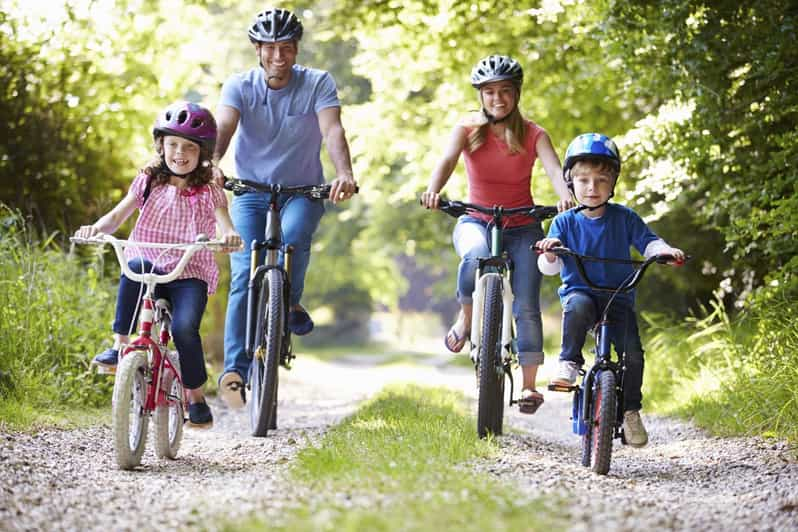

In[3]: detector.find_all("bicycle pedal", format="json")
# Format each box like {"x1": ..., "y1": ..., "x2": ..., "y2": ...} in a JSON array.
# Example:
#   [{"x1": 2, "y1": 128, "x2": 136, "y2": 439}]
[{"x1": 547, "y1": 383, "x2": 577, "y2": 393}]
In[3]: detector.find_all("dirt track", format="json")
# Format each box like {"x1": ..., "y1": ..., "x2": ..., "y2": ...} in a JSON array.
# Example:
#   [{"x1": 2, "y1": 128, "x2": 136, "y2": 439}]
[{"x1": 1, "y1": 354, "x2": 796, "y2": 531}]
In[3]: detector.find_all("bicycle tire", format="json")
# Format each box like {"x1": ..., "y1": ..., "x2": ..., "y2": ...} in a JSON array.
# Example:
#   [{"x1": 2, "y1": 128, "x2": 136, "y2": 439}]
[
  {"x1": 589, "y1": 370, "x2": 616, "y2": 475},
  {"x1": 112, "y1": 351, "x2": 150, "y2": 470},
  {"x1": 249, "y1": 268, "x2": 284, "y2": 437},
  {"x1": 477, "y1": 274, "x2": 504, "y2": 439},
  {"x1": 154, "y1": 366, "x2": 183, "y2": 460}
]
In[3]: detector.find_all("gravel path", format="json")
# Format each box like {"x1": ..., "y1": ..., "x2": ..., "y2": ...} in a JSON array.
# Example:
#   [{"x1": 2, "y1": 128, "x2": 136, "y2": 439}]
[{"x1": 1, "y1": 354, "x2": 796, "y2": 531}]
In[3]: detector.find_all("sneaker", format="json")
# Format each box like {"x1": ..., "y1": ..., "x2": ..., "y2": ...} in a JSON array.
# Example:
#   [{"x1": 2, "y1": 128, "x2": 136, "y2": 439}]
[
  {"x1": 623, "y1": 410, "x2": 649, "y2": 447},
  {"x1": 187, "y1": 401, "x2": 213, "y2": 428},
  {"x1": 550, "y1": 360, "x2": 580, "y2": 386},
  {"x1": 287, "y1": 308, "x2": 314, "y2": 336},
  {"x1": 92, "y1": 348, "x2": 119, "y2": 373},
  {"x1": 218, "y1": 371, "x2": 246, "y2": 409}
]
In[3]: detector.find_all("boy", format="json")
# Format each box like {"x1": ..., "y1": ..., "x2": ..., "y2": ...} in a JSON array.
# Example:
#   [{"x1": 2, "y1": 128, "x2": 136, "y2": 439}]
[{"x1": 536, "y1": 133, "x2": 685, "y2": 447}]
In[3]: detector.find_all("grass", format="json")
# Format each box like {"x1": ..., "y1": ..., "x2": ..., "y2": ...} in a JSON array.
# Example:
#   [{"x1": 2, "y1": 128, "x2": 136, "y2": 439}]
[{"x1": 223, "y1": 384, "x2": 564, "y2": 531}]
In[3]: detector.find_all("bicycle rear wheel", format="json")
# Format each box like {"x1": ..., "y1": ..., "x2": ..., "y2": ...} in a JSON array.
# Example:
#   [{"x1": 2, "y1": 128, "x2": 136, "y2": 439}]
[
  {"x1": 154, "y1": 364, "x2": 184, "y2": 460},
  {"x1": 112, "y1": 351, "x2": 150, "y2": 470},
  {"x1": 249, "y1": 268, "x2": 284, "y2": 437},
  {"x1": 587, "y1": 370, "x2": 616, "y2": 475},
  {"x1": 477, "y1": 274, "x2": 503, "y2": 439}
]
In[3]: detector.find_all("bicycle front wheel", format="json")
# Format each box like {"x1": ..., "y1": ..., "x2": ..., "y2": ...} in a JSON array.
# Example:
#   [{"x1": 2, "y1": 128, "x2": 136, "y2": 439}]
[
  {"x1": 588, "y1": 370, "x2": 617, "y2": 475},
  {"x1": 477, "y1": 274, "x2": 504, "y2": 439},
  {"x1": 249, "y1": 268, "x2": 284, "y2": 437},
  {"x1": 112, "y1": 350, "x2": 150, "y2": 470}
]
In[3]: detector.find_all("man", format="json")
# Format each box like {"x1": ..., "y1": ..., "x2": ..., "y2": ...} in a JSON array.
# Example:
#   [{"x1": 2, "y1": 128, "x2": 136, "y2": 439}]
[{"x1": 214, "y1": 8, "x2": 357, "y2": 408}]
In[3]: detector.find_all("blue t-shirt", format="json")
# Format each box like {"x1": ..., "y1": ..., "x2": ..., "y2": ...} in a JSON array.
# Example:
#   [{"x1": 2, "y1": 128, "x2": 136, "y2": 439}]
[
  {"x1": 547, "y1": 203, "x2": 660, "y2": 304},
  {"x1": 219, "y1": 64, "x2": 340, "y2": 186}
]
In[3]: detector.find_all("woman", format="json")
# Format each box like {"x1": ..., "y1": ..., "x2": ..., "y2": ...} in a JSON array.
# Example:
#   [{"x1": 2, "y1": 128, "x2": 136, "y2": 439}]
[{"x1": 420, "y1": 55, "x2": 572, "y2": 414}]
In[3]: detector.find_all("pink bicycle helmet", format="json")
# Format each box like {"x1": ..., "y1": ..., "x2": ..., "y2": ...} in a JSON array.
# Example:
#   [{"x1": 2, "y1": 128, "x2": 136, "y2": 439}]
[{"x1": 152, "y1": 102, "x2": 217, "y2": 151}]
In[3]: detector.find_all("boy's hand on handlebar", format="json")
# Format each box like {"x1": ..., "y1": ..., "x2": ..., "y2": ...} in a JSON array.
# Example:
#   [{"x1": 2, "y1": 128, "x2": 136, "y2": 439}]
[
  {"x1": 660, "y1": 246, "x2": 687, "y2": 265},
  {"x1": 534, "y1": 238, "x2": 562, "y2": 261},
  {"x1": 420, "y1": 191, "x2": 441, "y2": 209},
  {"x1": 328, "y1": 176, "x2": 358, "y2": 204}
]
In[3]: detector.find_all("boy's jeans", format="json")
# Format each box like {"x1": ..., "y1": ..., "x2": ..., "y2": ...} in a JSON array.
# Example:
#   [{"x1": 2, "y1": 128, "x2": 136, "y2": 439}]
[
  {"x1": 452, "y1": 216, "x2": 545, "y2": 366},
  {"x1": 223, "y1": 191, "x2": 325, "y2": 383},
  {"x1": 560, "y1": 291, "x2": 645, "y2": 411},
  {"x1": 114, "y1": 259, "x2": 209, "y2": 389}
]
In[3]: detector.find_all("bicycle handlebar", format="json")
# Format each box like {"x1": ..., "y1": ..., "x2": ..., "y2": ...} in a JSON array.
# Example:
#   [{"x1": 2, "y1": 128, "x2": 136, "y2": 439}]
[
  {"x1": 423, "y1": 198, "x2": 559, "y2": 222},
  {"x1": 533, "y1": 245, "x2": 689, "y2": 293},
  {"x1": 70, "y1": 234, "x2": 233, "y2": 286},
  {"x1": 223, "y1": 177, "x2": 359, "y2": 199}
]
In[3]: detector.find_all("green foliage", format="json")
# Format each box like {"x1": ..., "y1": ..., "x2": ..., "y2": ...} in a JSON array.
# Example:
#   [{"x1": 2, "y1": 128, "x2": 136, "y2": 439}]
[
  {"x1": 225, "y1": 384, "x2": 562, "y2": 531},
  {"x1": 642, "y1": 278, "x2": 798, "y2": 443},
  {"x1": 0, "y1": 206, "x2": 115, "y2": 426},
  {"x1": 600, "y1": 0, "x2": 798, "y2": 300}
]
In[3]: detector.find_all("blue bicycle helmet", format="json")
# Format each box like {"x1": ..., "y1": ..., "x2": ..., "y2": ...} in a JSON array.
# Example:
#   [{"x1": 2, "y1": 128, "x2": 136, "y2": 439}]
[{"x1": 563, "y1": 133, "x2": 621, "y2": 183}]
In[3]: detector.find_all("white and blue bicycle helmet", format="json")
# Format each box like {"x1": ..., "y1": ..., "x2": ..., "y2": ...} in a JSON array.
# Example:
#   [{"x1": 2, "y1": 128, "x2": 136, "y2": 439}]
[{"x1": 563, "y1": 133, "x2": 621, "y2": 186}]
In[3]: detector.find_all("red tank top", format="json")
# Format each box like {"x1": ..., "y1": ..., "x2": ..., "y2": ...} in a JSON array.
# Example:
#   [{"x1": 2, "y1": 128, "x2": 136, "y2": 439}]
[{"x1": 462, "y1": 120, "x2": 544, "y2": 227}]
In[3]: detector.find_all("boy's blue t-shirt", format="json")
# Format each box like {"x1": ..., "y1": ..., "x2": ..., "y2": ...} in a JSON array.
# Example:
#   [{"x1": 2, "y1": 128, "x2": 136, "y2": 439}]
[
  {"x1": 219, "y1": 64, "x2": 340, "y2": 186},
  {"x1": 547, "y1": 203, "x2": 660, "y2": 304}
]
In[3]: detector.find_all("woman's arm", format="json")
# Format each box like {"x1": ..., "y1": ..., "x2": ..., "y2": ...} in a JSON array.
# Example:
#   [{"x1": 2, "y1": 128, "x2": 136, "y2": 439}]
[
  {"x1": 74, "y1": 192, "x2": 138, "y2": 238},
  {"x1": 536, "y1": 131, "x2": 574, "y2": 211},
  {"x1": 421, "y1": 125, "x2": 468, "y2": 209}
]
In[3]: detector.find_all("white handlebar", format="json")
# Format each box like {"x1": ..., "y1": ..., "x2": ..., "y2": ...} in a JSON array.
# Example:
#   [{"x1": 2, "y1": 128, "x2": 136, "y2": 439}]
[{"x1": 70, "y1": 234, "x2": 233, "y2": 286}]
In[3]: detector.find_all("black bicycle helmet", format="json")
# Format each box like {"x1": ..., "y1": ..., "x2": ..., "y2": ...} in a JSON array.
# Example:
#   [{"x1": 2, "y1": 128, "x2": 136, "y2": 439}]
[
  {"x1": 470, "y1": 55, "x2": 523, "y2": 89},
  {"x1": 248, "y1": 8, "x2": 303, "y2": 43}
]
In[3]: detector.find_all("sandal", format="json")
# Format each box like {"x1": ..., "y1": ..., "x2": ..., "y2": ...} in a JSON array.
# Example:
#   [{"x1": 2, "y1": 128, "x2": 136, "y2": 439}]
[
  {"x1": 518, "y1": 389, "x2": 544, "y2": 415},
  {"x1": 444, "y1": 321, "x2": 470, "y2": 353}
]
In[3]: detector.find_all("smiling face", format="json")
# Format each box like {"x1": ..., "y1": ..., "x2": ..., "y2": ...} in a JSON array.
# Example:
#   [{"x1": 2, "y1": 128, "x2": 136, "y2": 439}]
[
  {"x1": 162, "y1": 135, "x2": 200, "y2": 176},
  {"x1": 256, "y1": 40, "x2": 298, "y2": 88},
  {"x1": 479, "y1": 80, "x2": 517, "y2": 120},
  {"x1": 570, "y1": 161, "x2": 617, "y2": 214}
]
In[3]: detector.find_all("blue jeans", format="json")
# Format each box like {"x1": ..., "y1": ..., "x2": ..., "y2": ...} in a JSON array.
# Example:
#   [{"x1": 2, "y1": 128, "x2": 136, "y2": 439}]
[
  {"x1": 560, "y1": 291, "x2": 645, "y2": 411},
  {"x1": 223, "y1": 191, "x2": 325, "y2": 381},
  {"x1": 113, "y1": 259, "x2": 209, "y2": 389},
  {"x1": 452, "y1": 216, "x2": 545, "y2": 366}
]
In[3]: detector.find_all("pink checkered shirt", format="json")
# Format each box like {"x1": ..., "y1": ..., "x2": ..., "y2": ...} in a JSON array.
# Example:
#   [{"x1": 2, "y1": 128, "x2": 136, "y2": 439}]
[{"x1": 125, "y1": 172, "x2": 228, "y2": 294}]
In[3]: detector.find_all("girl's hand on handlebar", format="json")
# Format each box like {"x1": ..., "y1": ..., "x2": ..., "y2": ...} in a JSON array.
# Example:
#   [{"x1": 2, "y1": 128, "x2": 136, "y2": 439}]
[
  {"x1": 420, "y1": 190, "x2": 441, "y2": 209},
  {"x1": 211, "y1": 166, "x2": 226, "y2": 188},
  {"x1": 219, "y1": 230, "x2": 243, "y2": 253},
  {"x1": 74, "y1": 225, "x2": 101, "y2": 239}
]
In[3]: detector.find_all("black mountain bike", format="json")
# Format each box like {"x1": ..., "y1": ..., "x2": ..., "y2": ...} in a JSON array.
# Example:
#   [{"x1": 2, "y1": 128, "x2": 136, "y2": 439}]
[
  {"x1": 539, "y1": 245, "x2": 687, "y2": 474},
  {"x1": 225, "y1": 177, "x2": 356, "y2": 437},
  {"x1": 429, "y1": 199, "x2": 557, "y2": 438}
]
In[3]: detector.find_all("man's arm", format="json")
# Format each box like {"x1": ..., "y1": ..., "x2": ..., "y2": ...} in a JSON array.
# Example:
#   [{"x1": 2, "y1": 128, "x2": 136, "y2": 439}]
[
  {"x1": 211, "y1": 104, "x2": 241, "y2": 185},
  {"x1": 318, "y1": 106, "x2": 356, "y2": 204}
]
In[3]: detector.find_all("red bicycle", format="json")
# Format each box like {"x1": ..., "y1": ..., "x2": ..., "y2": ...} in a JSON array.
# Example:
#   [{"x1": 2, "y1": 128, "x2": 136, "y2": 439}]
[{"x1": 71, "y1": 234, "x2": 230, "y2": 469}]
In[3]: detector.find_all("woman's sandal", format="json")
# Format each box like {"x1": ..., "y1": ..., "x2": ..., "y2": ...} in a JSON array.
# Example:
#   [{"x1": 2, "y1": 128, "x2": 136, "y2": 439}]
[
  {"x1": 444, "y1": 323, "x2": 470, "y2": 353},
  {"x1": 518, "y1": 389, "x2": 544, "y2": 414}
]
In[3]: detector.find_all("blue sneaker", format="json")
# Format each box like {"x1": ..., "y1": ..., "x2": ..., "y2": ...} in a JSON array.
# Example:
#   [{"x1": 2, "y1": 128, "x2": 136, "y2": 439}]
[
  {"x1": 92, "y1": 348, "x2": 119, "y2": 373},
  {"x1": 288, "y1": 308, "x2": 314, "y2": 336},
  {"x1": 187, "y1": 401, "x2": 213, "y2": 428}
]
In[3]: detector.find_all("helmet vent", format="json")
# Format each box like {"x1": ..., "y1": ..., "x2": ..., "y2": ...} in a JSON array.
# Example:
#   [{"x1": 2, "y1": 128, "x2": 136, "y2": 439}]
[
  {"x1": 190, "y1": 118, "x2": 204, "y2": 128},
  {"x1": 177, "y1": 110, "x2": 188, "y2": 125}
]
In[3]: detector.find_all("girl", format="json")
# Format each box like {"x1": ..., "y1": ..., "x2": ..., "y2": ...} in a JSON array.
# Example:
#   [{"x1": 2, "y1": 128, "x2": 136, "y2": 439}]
[
  {"x1": 74, "y1": 101, "x2": 241, "y2": 428},
  {"x1": 420, "y1": 55, "x2": 573, "y2": 415}
]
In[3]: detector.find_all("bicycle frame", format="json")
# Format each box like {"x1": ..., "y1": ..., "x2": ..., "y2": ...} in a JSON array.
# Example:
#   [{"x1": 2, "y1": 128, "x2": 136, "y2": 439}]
[{"x1": 431, "y1": 199, "x2": 557, "y2": 436}]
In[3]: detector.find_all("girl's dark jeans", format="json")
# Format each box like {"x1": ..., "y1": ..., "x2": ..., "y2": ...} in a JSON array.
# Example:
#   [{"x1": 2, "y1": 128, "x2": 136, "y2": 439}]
[{"x1": 113, "y1": 259, "x2": 209, "y2": 389}]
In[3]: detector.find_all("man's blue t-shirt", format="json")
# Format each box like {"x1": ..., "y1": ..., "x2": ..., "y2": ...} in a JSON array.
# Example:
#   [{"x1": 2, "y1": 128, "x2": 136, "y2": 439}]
[
  {"x1": 219, "y1": 64, "x2": 340, "y2": 186},
  {"x1": 547, "y1": 203, "x2": 660, "y2": 304}
]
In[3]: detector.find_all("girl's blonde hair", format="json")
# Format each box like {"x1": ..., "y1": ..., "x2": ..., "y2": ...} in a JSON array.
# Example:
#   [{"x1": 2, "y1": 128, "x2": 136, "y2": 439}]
[
  {"x1": 142, "y1": 136, "x2": 214, "y2": 189},
  {"x1": 463, "y1": 105, "x2": 527, "y2": 155}
]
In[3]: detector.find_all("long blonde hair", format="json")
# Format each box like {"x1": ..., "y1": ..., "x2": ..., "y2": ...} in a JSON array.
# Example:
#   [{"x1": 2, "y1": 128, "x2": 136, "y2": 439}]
[{"x1": 464, "y1": 106, "x2": 527, "y2": 155}]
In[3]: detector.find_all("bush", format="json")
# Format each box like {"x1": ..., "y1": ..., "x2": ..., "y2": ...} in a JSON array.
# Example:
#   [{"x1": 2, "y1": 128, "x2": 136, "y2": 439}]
[{"x1": 0, "y1": 206, "x2": 115, "y2": 414}]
